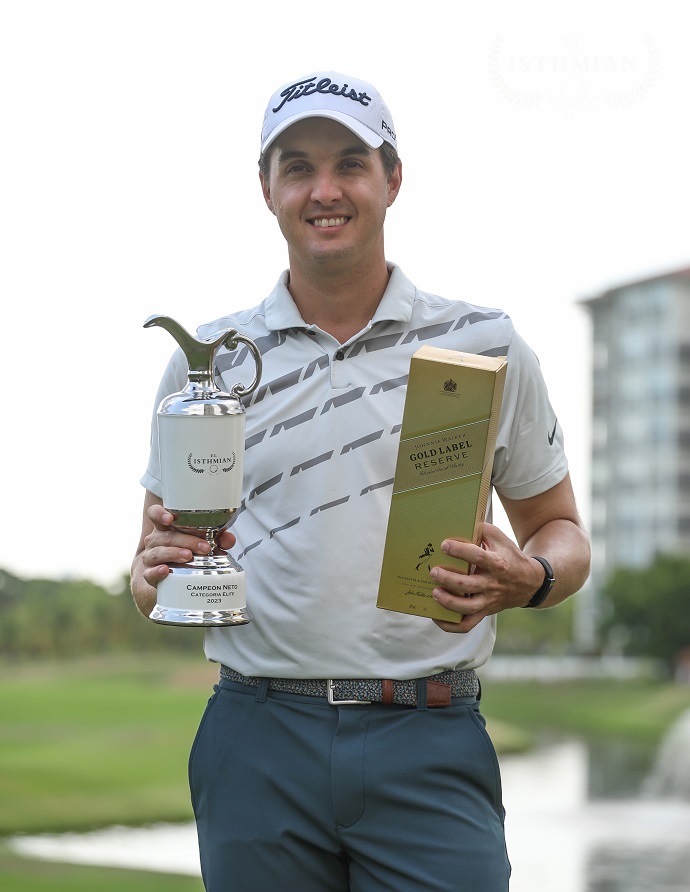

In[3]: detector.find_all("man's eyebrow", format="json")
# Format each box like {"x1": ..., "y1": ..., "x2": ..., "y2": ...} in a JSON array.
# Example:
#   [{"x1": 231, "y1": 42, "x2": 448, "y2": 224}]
[
  {"x1": 276, "y1": 149, "x2": 308, "y2": 164},
  {"x1": 337, "y1": 145, "x2": 372, "y2": 159},
  {"x1": 276, "y1": 145, "x2": 372, "y2": 164}
]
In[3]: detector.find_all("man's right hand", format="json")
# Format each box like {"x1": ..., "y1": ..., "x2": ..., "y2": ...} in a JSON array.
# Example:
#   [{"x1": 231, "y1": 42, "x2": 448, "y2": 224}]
[{"x1": 130, "y1": 490, "x2": 236, "y2": 617}]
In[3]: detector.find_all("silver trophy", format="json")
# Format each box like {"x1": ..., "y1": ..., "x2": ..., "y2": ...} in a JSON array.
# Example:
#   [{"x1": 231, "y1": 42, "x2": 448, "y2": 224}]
[{"x1": 144, "y1": 315, "x2": 262, "y2": 627}]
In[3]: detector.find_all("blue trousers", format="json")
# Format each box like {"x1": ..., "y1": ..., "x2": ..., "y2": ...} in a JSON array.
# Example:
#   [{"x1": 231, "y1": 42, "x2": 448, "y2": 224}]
[{"x1": 189, "y1": 678, "x2": 511, "y2": 891}]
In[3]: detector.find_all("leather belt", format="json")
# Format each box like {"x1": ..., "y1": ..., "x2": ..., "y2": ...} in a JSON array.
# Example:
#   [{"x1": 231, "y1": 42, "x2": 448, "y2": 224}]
[{"x1": 219, "y1": 665, "x2": 479, "y2": 707}]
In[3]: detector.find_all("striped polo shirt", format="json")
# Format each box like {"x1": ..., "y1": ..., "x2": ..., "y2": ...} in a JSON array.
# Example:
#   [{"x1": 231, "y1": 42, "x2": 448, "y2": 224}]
[{"x1": 142, "y1": 264, "x2": 567, "y2": 679}]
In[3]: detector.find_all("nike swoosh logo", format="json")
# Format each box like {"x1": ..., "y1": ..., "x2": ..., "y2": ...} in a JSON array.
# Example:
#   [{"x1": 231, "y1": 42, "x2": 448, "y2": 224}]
[{"x1": 548, "y1": 420, "x2": 558, "y2": 445}]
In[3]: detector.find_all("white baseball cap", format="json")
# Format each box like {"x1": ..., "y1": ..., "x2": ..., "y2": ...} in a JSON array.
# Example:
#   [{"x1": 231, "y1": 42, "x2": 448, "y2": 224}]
[{"x1": 260, "y1": 71, "x2": 397, "y2": 153}]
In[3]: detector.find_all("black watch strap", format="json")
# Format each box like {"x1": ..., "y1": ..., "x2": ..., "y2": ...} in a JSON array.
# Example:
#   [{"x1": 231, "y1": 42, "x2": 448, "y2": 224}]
[{"x1": 523, "y1": 556, "x2": 555, "y2": 608}]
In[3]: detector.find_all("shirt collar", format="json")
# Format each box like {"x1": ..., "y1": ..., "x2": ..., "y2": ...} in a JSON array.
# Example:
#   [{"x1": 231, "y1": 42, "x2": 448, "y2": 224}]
[{"x1": 264, "y1": 263, "x2": 416, "y2": 333}]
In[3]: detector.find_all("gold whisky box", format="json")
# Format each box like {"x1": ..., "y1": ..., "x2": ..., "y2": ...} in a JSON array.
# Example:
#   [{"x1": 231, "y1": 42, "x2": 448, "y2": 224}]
[{"x1": 376, "y1": 345, "x2": 507, "y2": 622}]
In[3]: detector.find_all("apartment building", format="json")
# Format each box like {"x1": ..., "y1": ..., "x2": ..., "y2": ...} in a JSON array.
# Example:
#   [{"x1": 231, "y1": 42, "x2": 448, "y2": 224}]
[{"x1": 581, "y1": 266, "x2": 690, "y2": 607}]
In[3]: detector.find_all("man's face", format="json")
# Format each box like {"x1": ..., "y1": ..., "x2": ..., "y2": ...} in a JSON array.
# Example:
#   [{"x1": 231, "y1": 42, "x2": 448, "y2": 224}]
[{"x1": 260, "y1": 118, "x2": 401, "y2": 275}]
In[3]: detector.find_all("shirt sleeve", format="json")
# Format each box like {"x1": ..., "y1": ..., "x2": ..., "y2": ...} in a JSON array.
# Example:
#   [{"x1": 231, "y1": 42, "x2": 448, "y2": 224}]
[{"x1": 491, "y1": 329, "x2": 569, "y2": 500}]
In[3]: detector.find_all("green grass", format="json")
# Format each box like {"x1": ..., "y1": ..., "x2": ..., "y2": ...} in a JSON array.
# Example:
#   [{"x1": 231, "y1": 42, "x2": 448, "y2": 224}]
[
  {"x1": 0, "y1": 655, "x2": 218, "y2": 835},
  {"x1": 0, "y1": 842, "x2": 203, "y2": 892},
  {"x1": 481, "y1": 676, "x2": 690, "y2": 747}
]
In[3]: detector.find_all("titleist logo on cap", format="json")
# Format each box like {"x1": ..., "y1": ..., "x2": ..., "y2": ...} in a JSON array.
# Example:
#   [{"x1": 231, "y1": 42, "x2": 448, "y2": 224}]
[
  {"x1": 261, "y1": 70, "x2": 397, "y2": 152},
  {"x1": 272, "y1": 77, "x2": 373, "y2": 114}
]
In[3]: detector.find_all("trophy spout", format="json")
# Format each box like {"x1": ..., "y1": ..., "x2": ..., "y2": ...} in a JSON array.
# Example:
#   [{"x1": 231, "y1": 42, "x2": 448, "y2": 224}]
[{"x1": 144, "y1": 315, "x2": 236, "y2": 384}]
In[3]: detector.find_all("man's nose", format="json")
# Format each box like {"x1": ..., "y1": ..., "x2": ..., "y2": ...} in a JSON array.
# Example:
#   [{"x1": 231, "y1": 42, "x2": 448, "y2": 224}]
[{"x1": 311, "y1": 170, "x2": 342, "y2": 204}]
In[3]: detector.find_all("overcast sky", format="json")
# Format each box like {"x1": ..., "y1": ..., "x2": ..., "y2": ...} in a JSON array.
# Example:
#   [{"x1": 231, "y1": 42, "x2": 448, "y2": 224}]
[{"x1": 1, "y1": 0, "x2": 688, "y2": 585}]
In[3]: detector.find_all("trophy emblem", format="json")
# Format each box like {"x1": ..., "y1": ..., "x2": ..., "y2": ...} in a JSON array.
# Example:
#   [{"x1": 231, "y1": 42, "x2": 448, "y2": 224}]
[{"x1": 144, "y1": 315, "x2": 262, "y2": 627}]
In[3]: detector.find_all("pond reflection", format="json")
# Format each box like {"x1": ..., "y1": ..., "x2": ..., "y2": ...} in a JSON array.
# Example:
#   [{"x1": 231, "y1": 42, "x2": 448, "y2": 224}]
[
  {"x1": 502, "y1": 739, "x2": 690, "y2": 892},
  {"x1": 11, "y1": 731, "x2": 690, "y2": 891},
  {"x1": 588, "y1": 843, "x2": 690, "y2": 892}
]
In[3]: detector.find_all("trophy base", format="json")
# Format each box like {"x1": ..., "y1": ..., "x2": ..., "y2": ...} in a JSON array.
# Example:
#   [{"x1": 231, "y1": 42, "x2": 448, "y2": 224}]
[
  {"x1": 149, "y1": 555, "x2": 251, "y2": 627},
  {"x1": 149, "y1": 604, "x2": 252, "y2": 627}
]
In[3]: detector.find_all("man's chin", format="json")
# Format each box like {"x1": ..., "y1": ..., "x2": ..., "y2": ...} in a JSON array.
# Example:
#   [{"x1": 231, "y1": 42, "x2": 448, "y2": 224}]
[{"x1": 307, "y1": 243, "x2": 356, "y2": 267}]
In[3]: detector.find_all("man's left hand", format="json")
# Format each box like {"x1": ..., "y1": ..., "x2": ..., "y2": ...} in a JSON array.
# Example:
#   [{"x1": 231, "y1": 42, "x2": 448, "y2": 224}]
[{"x1": 430, "y1": 522, "x2": 543, "y2": 633}]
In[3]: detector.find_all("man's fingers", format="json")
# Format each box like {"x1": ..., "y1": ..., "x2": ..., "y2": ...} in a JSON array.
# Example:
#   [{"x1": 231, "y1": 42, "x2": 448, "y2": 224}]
[{"x1": 147, "y1": 503, "x2": 175, "y2": 528}]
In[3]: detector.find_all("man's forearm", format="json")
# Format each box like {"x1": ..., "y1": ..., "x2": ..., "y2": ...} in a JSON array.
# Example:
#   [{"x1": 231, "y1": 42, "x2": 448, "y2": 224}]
[{"x1": 523, "y1": 518, "x2": 591, "y2": 608}]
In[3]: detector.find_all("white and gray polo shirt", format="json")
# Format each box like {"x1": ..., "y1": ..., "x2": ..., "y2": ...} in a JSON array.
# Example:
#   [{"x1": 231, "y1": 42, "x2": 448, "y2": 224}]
[{"x1": 142, "y1": 264, "x2": 567, "y2": 679}]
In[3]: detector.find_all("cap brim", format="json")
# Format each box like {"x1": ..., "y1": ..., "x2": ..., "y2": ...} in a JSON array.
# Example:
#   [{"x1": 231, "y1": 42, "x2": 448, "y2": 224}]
[{"x1": 261, "y1": 109, "x2": 384, "y2": 153}]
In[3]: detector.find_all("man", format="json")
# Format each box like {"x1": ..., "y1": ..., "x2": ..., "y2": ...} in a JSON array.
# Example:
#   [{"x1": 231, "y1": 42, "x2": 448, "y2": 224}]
[{"x1": 132, "y1": 71, "x2": 590, "y2": 891}]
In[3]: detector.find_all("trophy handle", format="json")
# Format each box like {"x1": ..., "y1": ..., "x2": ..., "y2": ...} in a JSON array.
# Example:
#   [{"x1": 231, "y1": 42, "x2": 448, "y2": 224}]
[
  {"x1": 225, "y1": 334, "x2": 263, "y2": 399},
  {"x1": 144, "y1": 315, "x2": 262, "y2": 399}
]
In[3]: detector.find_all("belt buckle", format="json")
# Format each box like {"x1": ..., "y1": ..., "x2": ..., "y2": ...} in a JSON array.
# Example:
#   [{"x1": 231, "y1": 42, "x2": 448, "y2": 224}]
[{"x1": 327, "y1": 679, "x2": 371, "y2": 706}]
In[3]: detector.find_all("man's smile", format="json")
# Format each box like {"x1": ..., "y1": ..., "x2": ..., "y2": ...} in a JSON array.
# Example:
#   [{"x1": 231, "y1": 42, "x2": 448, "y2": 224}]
[{"x1": 308, "y1": 216, "x2": 350, "y2": 228}]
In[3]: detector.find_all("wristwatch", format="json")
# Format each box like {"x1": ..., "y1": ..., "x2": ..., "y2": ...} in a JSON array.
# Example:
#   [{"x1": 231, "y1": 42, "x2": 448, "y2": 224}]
[{"x1": 522, "y1": 556, "x2": 555, "y2": 608}]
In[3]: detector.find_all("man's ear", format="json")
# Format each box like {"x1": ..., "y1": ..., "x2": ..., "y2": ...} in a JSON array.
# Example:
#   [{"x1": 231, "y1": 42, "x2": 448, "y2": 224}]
[
  {"x1": 386, "y1": 161, "x2": 403, "y2": 208},
  {"x1": 259, "y1": 172, "x2": 276, "y2": 215}
]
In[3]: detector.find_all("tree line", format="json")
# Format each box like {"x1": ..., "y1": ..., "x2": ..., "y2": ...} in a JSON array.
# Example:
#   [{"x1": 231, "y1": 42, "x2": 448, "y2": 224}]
[
  {"x1": 0, "y1": 568, "x2": 200, "y2": 659},
  {"x1": 1, "y1": 553, "x2": 689, "y2": 667},
  {"x1": 596, "y1": 553, "x2": 690, "y2": 672}
]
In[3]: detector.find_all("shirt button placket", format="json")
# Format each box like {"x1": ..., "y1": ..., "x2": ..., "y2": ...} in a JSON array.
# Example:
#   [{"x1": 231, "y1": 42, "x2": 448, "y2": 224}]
[{"x1": 331, "y1": 349, "x2": 348, "y2": 388}]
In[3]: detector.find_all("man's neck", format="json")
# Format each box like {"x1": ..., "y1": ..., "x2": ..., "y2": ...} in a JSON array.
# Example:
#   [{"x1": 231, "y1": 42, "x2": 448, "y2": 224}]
[{"x1": 287, "y1": 259, "x2": 391, "y2": 344}]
